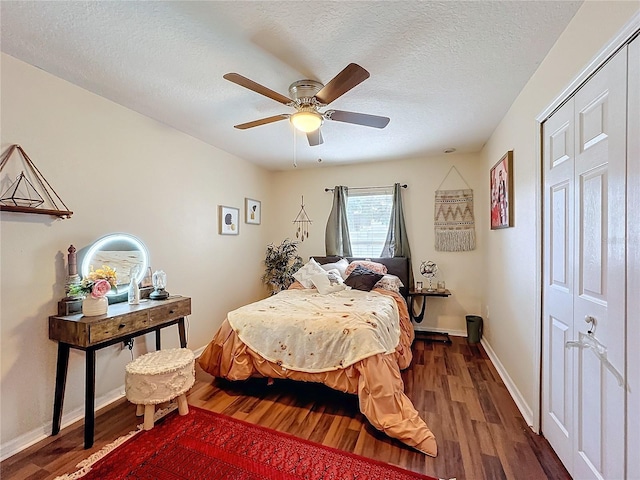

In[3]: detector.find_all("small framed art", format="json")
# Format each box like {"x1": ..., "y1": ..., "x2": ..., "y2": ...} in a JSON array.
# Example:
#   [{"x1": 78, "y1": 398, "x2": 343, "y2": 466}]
[
  {"x1": 245, "y1": 198, "x2": 261, "y2": 225},
  {"x1": 490, "y1": 150, "x2": 514, "y2": 229},
  {"x1": 219, "y1": 205, "x2": 239, "y2": 235}
]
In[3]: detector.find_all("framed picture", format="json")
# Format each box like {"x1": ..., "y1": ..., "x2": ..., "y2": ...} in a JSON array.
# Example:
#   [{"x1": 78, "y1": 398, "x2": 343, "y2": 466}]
[
  {"x1": 218, "y1": 205, "x2": 239, "y2": 235},
  {"x1": 490, "y1": 150, "x2": 514, "y2": 229},
  {"x1": 245, "y1": 198, "x2": 261, "y2": 225}
]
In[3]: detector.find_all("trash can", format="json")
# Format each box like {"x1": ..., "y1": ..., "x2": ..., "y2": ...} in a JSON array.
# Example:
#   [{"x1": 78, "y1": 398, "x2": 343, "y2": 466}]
[{"x1": 466, "y1": 315, "x2": 483, "y2": 343}]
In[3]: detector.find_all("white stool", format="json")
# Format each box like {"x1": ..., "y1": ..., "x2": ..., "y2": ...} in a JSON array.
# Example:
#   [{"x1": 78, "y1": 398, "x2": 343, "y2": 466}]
[{"x1": 125, "y1": 348, "x2": 195, "y2": 430}]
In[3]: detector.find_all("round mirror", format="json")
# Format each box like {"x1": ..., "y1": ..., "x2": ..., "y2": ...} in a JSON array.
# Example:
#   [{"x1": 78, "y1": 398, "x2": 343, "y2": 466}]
[{"x1": 78, "y1": 233, "x2": 149, "y2": 302}]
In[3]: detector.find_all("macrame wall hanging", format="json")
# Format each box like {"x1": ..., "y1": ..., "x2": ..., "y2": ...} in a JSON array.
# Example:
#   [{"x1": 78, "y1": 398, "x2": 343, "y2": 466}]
[
  {"x1": 292, "y1": 196, "x2": 312, "y2": 241},
  {"x1": 434, "y1": 166, "x2": 476, "y2": 252}
]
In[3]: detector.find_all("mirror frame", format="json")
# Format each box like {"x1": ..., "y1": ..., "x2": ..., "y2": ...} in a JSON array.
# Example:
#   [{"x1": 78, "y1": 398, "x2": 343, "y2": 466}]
[{"x1": 80, "y1": 233, "x2": 149, "y2": 302}]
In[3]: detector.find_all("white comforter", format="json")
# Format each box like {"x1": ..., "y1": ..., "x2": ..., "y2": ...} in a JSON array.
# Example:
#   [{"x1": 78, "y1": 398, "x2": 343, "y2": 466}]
[{"x1": 227, "y1": 288, "x2": 400, "y2": 373}]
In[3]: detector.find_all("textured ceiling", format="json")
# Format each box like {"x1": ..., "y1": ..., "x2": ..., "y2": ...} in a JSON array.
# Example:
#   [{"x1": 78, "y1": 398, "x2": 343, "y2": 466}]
[{"x1": 0, "y1": 1, "x2": 582, "y2": 171}]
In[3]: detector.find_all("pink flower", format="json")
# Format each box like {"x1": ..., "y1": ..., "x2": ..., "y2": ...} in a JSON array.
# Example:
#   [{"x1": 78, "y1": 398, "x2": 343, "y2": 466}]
[{"x1": 91, "y1": 279, "x2": 112, "y2": 298}]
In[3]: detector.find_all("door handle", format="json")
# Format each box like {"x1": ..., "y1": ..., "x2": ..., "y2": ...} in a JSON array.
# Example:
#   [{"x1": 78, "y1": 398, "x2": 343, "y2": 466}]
[{"x1": 584, "y1": 315, "x2": 597, "y2": 334}]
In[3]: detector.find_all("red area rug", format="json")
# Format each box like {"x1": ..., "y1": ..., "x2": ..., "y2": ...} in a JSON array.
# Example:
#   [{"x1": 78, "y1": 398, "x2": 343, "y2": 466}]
[{"x1": 58, "y1": 406, "x2": 437, "y2": 479}]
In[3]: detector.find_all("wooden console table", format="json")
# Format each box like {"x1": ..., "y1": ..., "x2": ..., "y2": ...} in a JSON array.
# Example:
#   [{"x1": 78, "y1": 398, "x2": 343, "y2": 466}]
[
  {"x1": 49, "y1": 296, "x2": 191, "y2": 448},
  {"x1": 407, "y1": 289, "x2": 452, "y2": 344}
]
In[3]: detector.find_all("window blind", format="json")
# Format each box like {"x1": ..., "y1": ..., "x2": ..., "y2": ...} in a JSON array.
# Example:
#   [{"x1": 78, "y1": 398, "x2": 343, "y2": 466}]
[{"x1": 346, "y1": 187, "x2": 393, "y2": 257}]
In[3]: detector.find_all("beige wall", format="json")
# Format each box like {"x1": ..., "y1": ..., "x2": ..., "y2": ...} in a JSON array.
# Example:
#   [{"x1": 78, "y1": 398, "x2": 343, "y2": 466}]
[
  {"x1": 2, "y1": 0, "x2": 638, "y2": 460},
  {"x1": 480, "y1": 1, "x2": 639, "y2": 425},
  {"x1": 268, "y1": 154, "x2": 485, "y2": 335},
  {"x1": 0, "y1": 53, "x2": 271, "y2": 455}
]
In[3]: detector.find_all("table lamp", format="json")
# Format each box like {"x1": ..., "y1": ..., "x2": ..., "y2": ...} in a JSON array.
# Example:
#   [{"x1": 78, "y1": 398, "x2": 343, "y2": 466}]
[{"x1": 150, "y1": 270, "x2": 169, "y2": 300}]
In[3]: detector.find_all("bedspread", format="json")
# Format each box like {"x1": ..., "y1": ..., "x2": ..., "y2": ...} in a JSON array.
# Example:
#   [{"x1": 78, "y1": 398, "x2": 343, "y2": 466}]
[
  {"x1": 227, "y1": 289, "x2": 400, "y2": 373},
  {"x1": 198, "y1": 288, "x2": 437, "y2": 457}
]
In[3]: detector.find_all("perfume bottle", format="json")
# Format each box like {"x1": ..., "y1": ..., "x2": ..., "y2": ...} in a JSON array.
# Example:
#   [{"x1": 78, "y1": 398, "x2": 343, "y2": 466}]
[{"x1": 128, "y1": 265, "x2": 140, "y2": 305}]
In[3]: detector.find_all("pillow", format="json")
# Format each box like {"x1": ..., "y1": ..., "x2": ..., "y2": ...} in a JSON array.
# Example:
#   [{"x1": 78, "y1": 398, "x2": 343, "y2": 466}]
[
  {"x1": 344, "y1": 260, "x2": 388, "y2": 277},
  {"x1": 344, "y1": 265, "x2": 384, "y2": 292},
  {"x1": 325, "y1": 268, "x2": 344, "y2": 284},
  {"x1": 311, "y1": 269, "x2": 347, "y2": 295},
  {"x1": 293, "y1": 258, "x2": 326, "y2": 288},
  {"x1": 374, "y1": 274, "x2": 404, "y2": 293},
  {"x1": 316, "y1": 257, "x2": 350, "y2": 280}
]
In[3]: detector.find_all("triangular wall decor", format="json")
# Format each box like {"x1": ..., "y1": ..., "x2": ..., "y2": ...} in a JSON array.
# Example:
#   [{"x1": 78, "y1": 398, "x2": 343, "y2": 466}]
[{"x1": 0, "y1": 144, "x2": 73, "y2": 218}]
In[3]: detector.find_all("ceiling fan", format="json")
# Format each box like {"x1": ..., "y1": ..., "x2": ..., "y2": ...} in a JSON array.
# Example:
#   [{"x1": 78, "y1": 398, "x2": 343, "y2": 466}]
[{"x1": 224, "y1": 63, "x2": 390, "y2": 146}]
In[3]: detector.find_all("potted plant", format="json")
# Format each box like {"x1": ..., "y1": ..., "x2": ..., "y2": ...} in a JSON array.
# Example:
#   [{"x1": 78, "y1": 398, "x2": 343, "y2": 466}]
[{"x1": 262, "y1": 239, "x2": 304, "y2": 294}]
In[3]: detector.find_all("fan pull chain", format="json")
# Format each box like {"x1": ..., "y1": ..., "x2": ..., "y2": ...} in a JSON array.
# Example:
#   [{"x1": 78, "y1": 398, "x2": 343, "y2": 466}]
[{"x1": 293, "y1": 128, "x2": 297, "y2": 168}]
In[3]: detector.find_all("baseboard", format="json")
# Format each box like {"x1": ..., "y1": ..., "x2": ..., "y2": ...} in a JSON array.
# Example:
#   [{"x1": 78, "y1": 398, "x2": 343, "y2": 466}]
[
  {"x1": 192, "y1": 345, "x2": 206, "y2": 358},
  {"x1": 480, "y1": 337, "x2": 534, "y2": 427},
  {"x1": 413, "y1": 326, "x2": 467, "y2": 337},
  {"x1": 0, "y1": 385, "x2": 125, "y2": 461},
  {"x1": 0, "y1": 345, "x2": 207, "y2": 462}
]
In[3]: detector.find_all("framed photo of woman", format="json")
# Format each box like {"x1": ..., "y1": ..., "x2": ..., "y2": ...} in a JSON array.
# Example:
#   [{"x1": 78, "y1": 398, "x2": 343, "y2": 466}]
[{"x1": 490, "y1": 151, "x2": 514, "y2": 229}]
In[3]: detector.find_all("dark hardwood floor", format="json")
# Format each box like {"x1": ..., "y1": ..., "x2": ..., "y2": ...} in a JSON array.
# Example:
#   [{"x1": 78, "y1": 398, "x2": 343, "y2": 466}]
[{"x1": 1, "y1": 337, "x2": 570, "y2": 479}]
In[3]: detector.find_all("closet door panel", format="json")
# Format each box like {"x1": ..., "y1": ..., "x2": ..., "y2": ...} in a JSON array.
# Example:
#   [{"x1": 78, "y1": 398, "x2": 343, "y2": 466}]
[
  {"x1": 626, "y1": 35, "x2": 639, "y2": 480},
  {"x1": 572, "y1": 42, "x2": 627, "y2": 480},
  {"x1": 542, "y1": 98, "x2": 575, "y2": 471}
]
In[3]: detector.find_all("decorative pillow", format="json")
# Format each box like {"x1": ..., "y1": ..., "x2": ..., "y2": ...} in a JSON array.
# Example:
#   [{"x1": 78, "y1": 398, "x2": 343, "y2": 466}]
[
  {"x1": 316, "y1": 257, "x2": 350, "y2": 280},
  {"x1": 311, "y1": 269, "x2": 347, "y2": 295},
  {"x1": 374, "y1": 274, "x2": 404, "y2": 293},
  {"x1": 293, "y1": 258, "x2": 326, "y2": 288},
  {"x1": 344, "y1": 265, "x2": 384, "y2": 292},
  {"x1": 344, "y1": 260, "x2": 388, "y2": 277}
]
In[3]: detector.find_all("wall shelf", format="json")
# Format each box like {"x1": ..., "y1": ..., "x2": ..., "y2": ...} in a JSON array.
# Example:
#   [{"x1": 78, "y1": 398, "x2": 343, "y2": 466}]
[
  {"x1": 0, "y1": 204, "x2": 73, "y2": 218},
  {"x1": 0, "y1": 144, "x2": 73, "y2": 219}
]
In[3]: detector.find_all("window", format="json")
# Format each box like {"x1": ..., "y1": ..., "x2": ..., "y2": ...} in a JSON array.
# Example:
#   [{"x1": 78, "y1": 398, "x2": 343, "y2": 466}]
[{"x1": 346, "y1": 188, "x2": 393, "y2": 257}]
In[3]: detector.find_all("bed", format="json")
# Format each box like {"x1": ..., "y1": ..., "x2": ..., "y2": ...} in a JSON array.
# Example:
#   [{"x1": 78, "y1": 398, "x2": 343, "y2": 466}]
[{"x1": 198, "y1": 256, "x2": 437, "y2": 456}]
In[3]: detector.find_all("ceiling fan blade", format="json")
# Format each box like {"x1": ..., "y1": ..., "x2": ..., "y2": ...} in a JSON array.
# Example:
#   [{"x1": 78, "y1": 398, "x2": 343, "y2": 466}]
[
  {"x1": 326, "y1": 110, "x2": 390, "y2": 129},
  {"x1": 234, "y1": 114, "x2": 289, "y2": 130},
  {"x1": 224, "y1": 73, "x2": 293, "y2": 105},
  {"x1": 314, "y1": 63, "x2": 370, "y2": 105},
  {"x1": 306, "y1": 129, "x2": 324, "y2": 146}
]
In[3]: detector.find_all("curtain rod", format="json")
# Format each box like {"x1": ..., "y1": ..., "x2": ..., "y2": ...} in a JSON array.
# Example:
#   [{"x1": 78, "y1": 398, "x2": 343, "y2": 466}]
[{"x1": 324, "y1": 184, "x2": 407, "y2": 192}]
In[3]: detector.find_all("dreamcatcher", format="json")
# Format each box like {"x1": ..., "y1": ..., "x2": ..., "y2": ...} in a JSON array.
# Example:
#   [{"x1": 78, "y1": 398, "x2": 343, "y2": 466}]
[
  {"x1": 293, "y1": 196, "x2": 312, "y2": 241},
  {"x1": 419, "y1": 260, "x2": 438, "y2": 292}
]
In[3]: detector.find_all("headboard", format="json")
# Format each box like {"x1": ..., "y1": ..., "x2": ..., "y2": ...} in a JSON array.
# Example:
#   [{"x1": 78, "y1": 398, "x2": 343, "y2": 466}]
[{"x1": 312, "y1": 256, "x2": 410, "y2": 299}]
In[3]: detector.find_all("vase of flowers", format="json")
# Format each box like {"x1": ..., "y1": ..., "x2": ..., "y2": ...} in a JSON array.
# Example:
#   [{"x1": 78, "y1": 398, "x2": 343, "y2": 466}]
[
  {"x1": 69, "y1": 265, "x2": 117, "y2": 316},
  {"x1": 81, "y1": 295, "x2": 108, "y2": 316}
]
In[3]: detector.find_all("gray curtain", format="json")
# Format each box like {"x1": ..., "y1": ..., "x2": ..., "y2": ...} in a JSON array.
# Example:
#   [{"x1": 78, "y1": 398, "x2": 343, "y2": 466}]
[
  {"x1": 382, "y1": 183, "x2": 413, "y2": 286},
  {"x1": 325, "y1": 186, "x2": 352, "y2": 256}
]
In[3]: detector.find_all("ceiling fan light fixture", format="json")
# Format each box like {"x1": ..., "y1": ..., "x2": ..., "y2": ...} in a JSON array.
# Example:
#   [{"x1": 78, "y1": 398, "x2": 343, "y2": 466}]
[{"x1": 290, "y1": 111, "x2": 323, "y2": 133}]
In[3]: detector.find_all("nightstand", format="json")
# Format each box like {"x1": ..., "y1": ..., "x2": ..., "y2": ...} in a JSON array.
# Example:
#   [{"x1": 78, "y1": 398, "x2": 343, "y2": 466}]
[{"x1": 407, "y1": 289, "x2": 452, "y2": 344}]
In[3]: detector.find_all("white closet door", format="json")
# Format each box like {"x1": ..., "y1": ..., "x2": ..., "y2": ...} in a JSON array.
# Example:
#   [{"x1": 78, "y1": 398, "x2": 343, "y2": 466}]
[
  {"x1": 542, "y1": 97, "x2": 575, "y2": 470},
  {"x1": 572, "y1": 44, "x2": 627, "y2": 480},
  {"x1": 543, "y1": 44, "x2": 628, "y2": 479},
  {"x1": 626, "y1": 35, "x2": 640, "y2": 480}
]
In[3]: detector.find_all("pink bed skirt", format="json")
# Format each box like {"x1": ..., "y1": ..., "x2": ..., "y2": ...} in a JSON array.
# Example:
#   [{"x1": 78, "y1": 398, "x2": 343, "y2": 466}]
[{"x1": 198, "y1": 288, "x2": 437, "y2": 456}]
